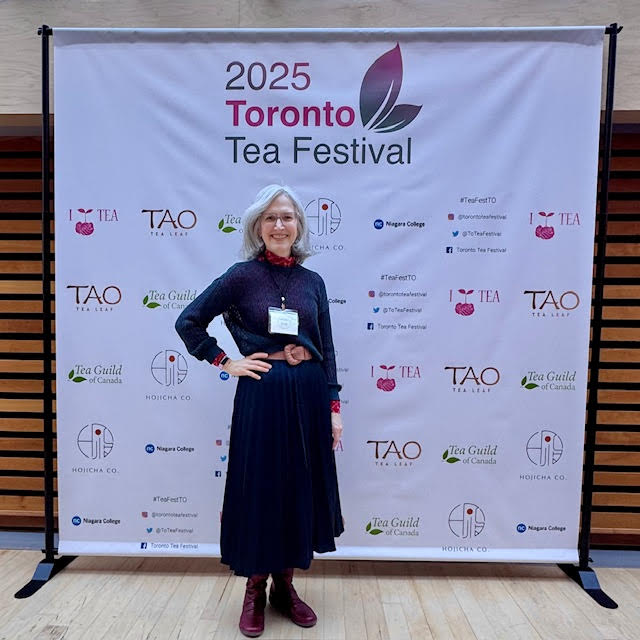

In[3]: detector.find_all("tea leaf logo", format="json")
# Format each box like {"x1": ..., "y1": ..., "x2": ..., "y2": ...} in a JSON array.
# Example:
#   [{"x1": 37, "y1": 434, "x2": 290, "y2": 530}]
[
  {"x1": 218, "y1": 218, "x2": 236, "y2": 234},
  {"x1": 521, "y1": 376, "x2": 539, "y2": 390},
  {"x1": 442, "y1": 449, "x2": 460, "y2": 464},
  {"x1": 68, "y1": 369, "x2": 86, "y2": 383},
  {"x1": 142, "y1": 295, "x2": 161, "y2": 309},
  {"x1": 360, "y1": 43, "x2": 422, "y2": 133},
  {"x1": 365, "y1": 521, "x2": 383, "y2": 535}
]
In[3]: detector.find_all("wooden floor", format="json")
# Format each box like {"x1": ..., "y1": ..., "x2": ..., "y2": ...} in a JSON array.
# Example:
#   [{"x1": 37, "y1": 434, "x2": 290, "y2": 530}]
[{"x1": 1, "y1": 551, "x2": 640, "y2": 639}]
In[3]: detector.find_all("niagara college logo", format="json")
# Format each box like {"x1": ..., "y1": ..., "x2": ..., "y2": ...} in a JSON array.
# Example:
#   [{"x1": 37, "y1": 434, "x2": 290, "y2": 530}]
[
  {"x1": 360, "y1": 44, "x2": 422, "y2": 133},
  {"x1": 305, "y1": 198, "x2": 342, "y2": 236},
  {"x1": 151, "y1": 350, "x2": 188, "y2": 386},
  {"x1": 448, "y1": 503, "x2": 485, "y2": 538},
  {"x1": 526, "y1": 430, "x2": 563, "y2": 466},
  {"x1": 450, "y1": 289, "x2": 500, "y2": 316},
  {"x1": 77, "y1": 424, "x2": 114, "y2": 459},
  {"x1": 68, "y1": 207, "x2": 119, "y2": 236}
]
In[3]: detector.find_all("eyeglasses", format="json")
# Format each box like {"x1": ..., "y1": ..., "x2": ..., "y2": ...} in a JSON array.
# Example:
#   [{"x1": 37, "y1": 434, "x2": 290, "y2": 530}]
[{"x1": 261, "y1": 214, "x2": 297, "y2": 226}]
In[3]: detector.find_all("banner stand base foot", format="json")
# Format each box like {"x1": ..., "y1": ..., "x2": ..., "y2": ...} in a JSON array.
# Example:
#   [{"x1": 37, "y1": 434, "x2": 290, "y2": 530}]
[
  {"x1": 558, "y1": 563, "x2": 618, "y2": 609},
  {"x1": 14, "y1": 555, "x2": 77, "y2": 599}
]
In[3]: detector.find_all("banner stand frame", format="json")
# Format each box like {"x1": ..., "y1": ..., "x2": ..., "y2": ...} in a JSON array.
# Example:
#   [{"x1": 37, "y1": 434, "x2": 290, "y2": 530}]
[
  {"x1": 558, "y1": 21, "x2": 622, "y2": 610},
  {"x1": 14, "y1": 24, "x2": 77, "y2": 600},
  {"x1": 15, "y1": 23, "x2": 622, "y2": 606}
]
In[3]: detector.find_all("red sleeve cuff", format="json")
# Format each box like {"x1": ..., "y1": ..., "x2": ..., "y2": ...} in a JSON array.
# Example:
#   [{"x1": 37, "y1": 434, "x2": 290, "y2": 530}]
[
  {"x1": 211, "y1": 352, "x2": 227, "y2": 367},
  {"x1": 330, "y1": 400, "x2": 341, "y2": 414}
]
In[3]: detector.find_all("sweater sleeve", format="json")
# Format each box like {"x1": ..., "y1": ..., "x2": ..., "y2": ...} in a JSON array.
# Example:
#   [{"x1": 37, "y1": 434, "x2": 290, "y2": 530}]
[
  {"x1": 175, "y1": 265, "x2": 238, "y2": 364},
  {"x1": 317, "y1": 276, "x2": 342, "y2": 402}
]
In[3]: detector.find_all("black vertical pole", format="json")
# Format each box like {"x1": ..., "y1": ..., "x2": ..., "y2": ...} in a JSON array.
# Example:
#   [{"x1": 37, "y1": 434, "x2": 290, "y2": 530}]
[
  {"x1": 558, "y1": 23, "x2": 619, "y2": 609},
  {"x1": 579, "y1": 23, "x2": 619, "y2": 572},
  {"x1": 15, "y1": 26, "x2": 76, "y2": 599},
  {"x1": 39, "y1": 23, "x2": 55, "y2": 564}
]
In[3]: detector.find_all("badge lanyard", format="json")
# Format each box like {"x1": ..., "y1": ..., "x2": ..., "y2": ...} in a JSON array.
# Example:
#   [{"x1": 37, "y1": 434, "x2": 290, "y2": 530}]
[
  {"x1": 266, "y1": 264, "x2": 299, "y2": 336},
  {"x1": 266, "y1": 264, "x2": 294, "y2": 310}
]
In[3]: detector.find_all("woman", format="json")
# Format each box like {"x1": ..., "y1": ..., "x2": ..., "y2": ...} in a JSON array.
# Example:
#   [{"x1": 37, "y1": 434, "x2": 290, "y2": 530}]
[{"x1": 175, "y1": 184, "x2": 344, "y2": 637}]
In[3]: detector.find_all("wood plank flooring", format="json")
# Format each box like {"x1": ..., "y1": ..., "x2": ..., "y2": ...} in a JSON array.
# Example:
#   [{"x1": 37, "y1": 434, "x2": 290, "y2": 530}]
[{"x1": 1, "y1": 551, "x2": 639, "y2": 639}]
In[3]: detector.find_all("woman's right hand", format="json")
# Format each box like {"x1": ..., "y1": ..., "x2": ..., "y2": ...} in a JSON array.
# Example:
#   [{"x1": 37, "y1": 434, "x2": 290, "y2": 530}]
[{"x1": 222, "y1": 352, "x2": 272, "y2": 380}]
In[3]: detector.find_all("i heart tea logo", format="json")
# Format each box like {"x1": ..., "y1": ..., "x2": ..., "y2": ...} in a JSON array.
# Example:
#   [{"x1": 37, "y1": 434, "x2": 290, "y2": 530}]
[
  {"x1": 75, "y1": 208, "x2": 94, "y2": 236},
  {"x1": 454, "y1": 289, "x2": 475, "y2": 316},
  {"x1": 534, "y1": 211, "x2": 555, "y2": 239},
  {"x1": 360, "y1": 44, "x2": 422, "y2": 133},
  {"x1": 376, "y1": 364, "x2": 396, "y2": 392}
]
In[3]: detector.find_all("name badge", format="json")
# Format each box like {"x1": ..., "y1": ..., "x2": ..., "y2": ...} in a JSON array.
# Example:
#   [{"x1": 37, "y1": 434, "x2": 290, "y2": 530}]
[{"x1": 268, "y1": 307, "x2": 299, "y2": 336}]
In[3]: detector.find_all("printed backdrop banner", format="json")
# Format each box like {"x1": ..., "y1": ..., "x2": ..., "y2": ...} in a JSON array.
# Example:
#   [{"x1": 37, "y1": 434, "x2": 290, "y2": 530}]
[{"x1": 54, "y1": 27, "x2": 604, "y2": 562}]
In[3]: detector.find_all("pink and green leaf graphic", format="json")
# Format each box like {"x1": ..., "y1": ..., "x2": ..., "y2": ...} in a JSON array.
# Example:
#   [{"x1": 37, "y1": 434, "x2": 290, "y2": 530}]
[
  {"x1": 365, "y1": 521, "x2": 383, "y2": 536},
  {"x1": 68, "y1": 369, "x2": 86, "y2": 383},
  {"x1": 442, "y1": 449, "x2": 460, "y2": 464},
  {"x1": 520, "y1": 375, "x2": 539, "y2": 390},
  {"x1": 360, "y1": 44, "x2": 422, "y2": 133},
  {"x1": 218, "y1": 218, "x2": 236, "y2": 233},
  {"x1": 142, "y1": 295, "x2": 161, "y2": 309},
  {"x1": 535, "y1": 211, "x2": 555, "y2": 240},
  {"x1": 455, "y1": 289, "x2": 475, "y2": 316}
]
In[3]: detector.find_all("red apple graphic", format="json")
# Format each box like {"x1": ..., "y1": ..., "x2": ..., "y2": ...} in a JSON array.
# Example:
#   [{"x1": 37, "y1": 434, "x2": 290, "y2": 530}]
[
  {"x1": 376, "y1": 364, "x2": 396, "y2": 392},
  {"x1": 455, "y1": 289, "x2": 475, "y2": 316},
  {"x1": 535, "y1": 211, "x2": 555, "y2": 239},
  {"x1": 75, "y1": 208, "x2": 94, "y2": 236}
]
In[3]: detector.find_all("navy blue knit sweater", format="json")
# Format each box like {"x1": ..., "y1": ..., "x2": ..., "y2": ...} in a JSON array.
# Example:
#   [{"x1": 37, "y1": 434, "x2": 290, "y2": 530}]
[{"x1": 175, "y1": 258, "x2": 341, "y2": 401}]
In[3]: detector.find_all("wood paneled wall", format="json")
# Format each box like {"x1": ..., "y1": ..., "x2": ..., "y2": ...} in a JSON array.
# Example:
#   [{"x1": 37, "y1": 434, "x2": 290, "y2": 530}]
[
  {"x1": 0, "y1": 128, "x2": 639, "y2": 546},
  {"x1": 1, "y1": 1, "x2": 640, "y2": 112}
]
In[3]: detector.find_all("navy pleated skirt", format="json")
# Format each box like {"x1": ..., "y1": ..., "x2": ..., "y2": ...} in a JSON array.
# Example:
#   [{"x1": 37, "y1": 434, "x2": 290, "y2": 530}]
[{"x1": 220, "y1": 360, "x2": 344, "y2": 577}]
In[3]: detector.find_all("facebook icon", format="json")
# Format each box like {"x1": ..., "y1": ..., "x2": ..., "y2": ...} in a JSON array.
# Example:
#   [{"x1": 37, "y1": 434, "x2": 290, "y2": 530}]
[{"x1": 140, "y1": 542, "x2": 148, "y2": 549}]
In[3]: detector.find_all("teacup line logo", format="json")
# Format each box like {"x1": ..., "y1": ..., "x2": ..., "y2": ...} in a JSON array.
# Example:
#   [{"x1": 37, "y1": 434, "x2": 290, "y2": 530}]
[
  {"x1": 371, "y1": 364, "x2": 421, "y2": 391},
  {"x1": 450, "y1": 289, "x2": 500, "y2": 316},
  {"x1": 530, "y1": 211, "x2": 580, "y2": 240},
  {"x1": 448, "y1": 503, "x2": 485, "y2": 538},
  {"x1": 360, "y1": 44, "x2": 422, "y2": 133},
  {"x1": 305, "y1": 197, "x2": 342, "y2": 236},
  {"x1": 151, "y1": 350, "x2": 188, "y2": 387},
  {"x1": 69, "y1": 207, "x2": 119, "y2": 236},
  {"x1": 77, "y1": 424, "x2": 114, "y2": 460},
  {"x1": 526, "y1": 430, "x2": 563, "y2": 466}
]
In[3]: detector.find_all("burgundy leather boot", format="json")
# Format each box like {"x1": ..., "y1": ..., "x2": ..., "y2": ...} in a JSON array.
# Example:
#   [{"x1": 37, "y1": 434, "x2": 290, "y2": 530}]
[
  {"x1": 269, "y1": 568, "x2": 317, "y2": 627},
  {"x1": 239, "y1": 574, "x2": 268, "y2": 637}
]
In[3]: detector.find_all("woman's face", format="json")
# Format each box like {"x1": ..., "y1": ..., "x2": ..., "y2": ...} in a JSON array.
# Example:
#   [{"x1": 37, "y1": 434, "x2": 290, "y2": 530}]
[{"x1": 259, "y1": 194, "x2": 298, "y2": 257}]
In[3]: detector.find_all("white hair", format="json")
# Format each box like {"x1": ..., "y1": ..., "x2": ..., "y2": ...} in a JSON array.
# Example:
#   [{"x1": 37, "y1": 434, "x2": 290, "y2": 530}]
[{"x1": 242, "y1": 184, "x2": 313, "y2": 263}]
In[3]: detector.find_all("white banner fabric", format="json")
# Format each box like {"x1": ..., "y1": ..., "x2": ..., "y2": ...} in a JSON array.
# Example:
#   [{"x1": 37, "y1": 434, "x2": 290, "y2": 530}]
[{"x1": 54, "y1": 27, "x2": 604, "y2": 562}]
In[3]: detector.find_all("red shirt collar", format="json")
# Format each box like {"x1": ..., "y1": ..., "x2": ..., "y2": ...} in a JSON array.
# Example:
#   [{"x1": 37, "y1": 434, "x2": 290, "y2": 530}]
[{"x1": 258, "y1": 249, "x2": 296, "y2": 267}]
